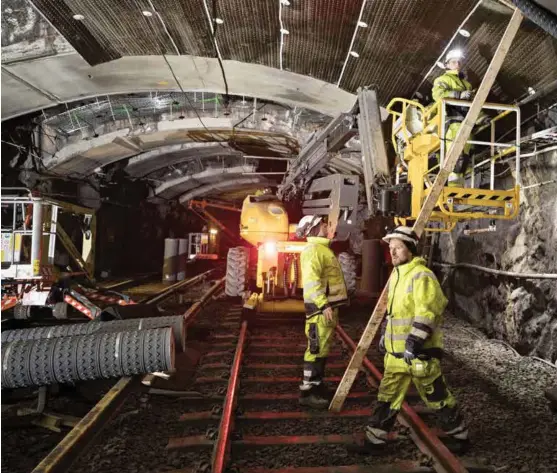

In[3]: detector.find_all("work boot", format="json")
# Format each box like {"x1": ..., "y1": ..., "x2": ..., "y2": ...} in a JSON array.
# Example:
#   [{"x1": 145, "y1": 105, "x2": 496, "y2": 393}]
[
  {"x1": 299, "y1": 385, "x2": 329, "y2": 409},
  {"x1": 346, "y1": 425, "x2": 388, "y2": 455},
  {"x1": 314, "y1": 382, "x2": 332, "y2": 401},
  {"x1": 439, "y1": 405, "x2": 470, "y2": 453}
]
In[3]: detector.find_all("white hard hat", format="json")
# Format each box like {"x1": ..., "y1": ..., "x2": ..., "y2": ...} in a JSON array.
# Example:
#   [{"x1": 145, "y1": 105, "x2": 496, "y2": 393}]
[
  {"x1": 296, "y1": 215, "x2": 323, "y2": 238},
  {"x1": 445, "y1": 49, "x2": 464, "y2": 63},
  {"x1": 382, "y1": 226, "x2": 419, "y2": 248}
]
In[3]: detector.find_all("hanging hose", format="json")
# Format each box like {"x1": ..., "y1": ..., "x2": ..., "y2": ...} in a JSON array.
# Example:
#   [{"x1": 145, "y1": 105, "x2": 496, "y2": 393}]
[
  {"x1": 283, "y1": 256, "x2": 291, "y2": 297},
  {"x1": 434, "y1": 262, "x2": 557, "y2": 279},
  {"x1": 510, "y1": 0, "x2": 557, "y2": 38},
  {"x1": 290, "y1": 255, "x2": 299, "y2": 297}
]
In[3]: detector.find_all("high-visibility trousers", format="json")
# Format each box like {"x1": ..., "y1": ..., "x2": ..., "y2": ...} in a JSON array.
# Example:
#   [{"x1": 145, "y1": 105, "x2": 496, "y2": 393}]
[
  {"x1": 377, "y1": 353, "x2": 456, "y2": 411},
  {"x1": 301, "y1": 309, "x2": 338, "y2": 389}
]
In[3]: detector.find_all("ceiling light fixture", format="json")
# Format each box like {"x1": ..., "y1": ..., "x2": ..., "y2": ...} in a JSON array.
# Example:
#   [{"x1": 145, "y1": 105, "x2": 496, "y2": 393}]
[
  {"x1": 280, "y1": 28, "x2": 289, "y2": 35},
  {"x1": 214, "y1": 17, "x2": 224, "y2": 24},
  {"x1": 349, "y1": 51, "x2": 359, "y2": 58},
  {"x1": 458, "y1": 29, "x2": 470, "y2": 37},
  {"x1": 142, "y1": 10, "x2": 153, "y2": 17},
  {"x1": 357, "y1": 21, "x2": 368, "y2": 28},
  {"x1": 280, "y1": 0, "x2": 290, "y2": 5},
  {"x1": 528, "y1": 86, "x2": 536, "y2": 95},
  {"x1": 73, "y1": 14, "x2": 85, "y2": 20}
]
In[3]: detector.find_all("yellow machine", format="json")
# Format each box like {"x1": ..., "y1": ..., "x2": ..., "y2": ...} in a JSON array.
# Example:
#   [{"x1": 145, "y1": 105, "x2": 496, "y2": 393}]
[
  {"x1": 234, "y1": 194, "x2": 306, "y2": 314},
  {"x1": 225, "y1": 176, "x2": 358, "y2": 313},
  {"x1": 382, "y1": 97, "x2": 521, "y2": 232}
]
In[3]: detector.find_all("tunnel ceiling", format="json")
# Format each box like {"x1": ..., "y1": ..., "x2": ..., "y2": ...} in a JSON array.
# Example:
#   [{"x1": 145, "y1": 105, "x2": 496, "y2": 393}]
[
  {"x1": 2, "y1": 0, "x2": 556, "y2": 111},
  {"x1": 2, "y1": 0, "x2": 557, "y2": 203}
]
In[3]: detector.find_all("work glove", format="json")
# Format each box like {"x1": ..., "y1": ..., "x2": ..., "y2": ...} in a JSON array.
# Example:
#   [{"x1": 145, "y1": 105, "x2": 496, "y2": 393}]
[
  {"x1": 403, "y1": 350, "x2": 416, "y2": 365},
  {"x1": 459, "y1": 90, "x2": 473, "y2": 100},
  {"x1": 379, "y1": 335, "x2": 386, "y2": 353}
]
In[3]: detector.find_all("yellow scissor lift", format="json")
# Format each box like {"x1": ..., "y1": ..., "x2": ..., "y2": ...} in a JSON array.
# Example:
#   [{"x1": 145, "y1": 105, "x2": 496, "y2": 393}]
[{"x1": 384, "y1": 97, "x2": 521, "y2": 232}]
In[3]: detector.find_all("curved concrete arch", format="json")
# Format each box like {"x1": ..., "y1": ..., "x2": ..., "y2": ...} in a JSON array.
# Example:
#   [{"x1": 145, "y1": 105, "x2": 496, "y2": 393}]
[
  {"x1": 46, "y1": 123, "x2": 295, "y2": 177},
  {"x1": 153, "y1": 165, "x2": 257, "y2": 200},
  {"x1": 126, "y1": 143, "x2": 242, "y2": 178},
  {"x1": 178, "y1": 177, "x2": 270, "y2": 203},
  {"x1": 2, "y1": 53, "x2": 357, "y2": 120}
]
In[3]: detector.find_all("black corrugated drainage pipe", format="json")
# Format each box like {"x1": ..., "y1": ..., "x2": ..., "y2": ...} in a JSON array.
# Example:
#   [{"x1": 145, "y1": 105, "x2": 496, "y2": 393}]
[
  {"x1": 1, "y1": 327, "x2": 174, "y2": 389},
  {"x1": 511, "y1": 0, "x2": 557, "y2": 38}
]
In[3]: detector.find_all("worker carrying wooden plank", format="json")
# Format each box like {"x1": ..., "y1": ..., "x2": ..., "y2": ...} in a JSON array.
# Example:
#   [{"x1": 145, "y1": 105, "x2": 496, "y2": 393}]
[{"x1": 355, "y1": 226, "x2": 468, "y2": 453}]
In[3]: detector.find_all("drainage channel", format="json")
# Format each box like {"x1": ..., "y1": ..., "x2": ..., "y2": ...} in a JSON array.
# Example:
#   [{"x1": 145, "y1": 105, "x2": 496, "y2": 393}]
[{"x1": 162, "y1": 311, "x2": 478, "y2": 473}]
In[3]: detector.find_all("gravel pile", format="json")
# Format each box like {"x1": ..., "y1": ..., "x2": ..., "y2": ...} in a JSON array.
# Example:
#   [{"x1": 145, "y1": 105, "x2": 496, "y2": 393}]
[{"x1": 441, "y1": 315, "x2": 557, "y2": 473}]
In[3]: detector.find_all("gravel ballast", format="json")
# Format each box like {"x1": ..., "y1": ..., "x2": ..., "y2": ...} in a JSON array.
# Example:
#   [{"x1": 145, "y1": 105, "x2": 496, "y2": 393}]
[{"x1": 4, "y1": 299, "x2": 556, "y2": 473}]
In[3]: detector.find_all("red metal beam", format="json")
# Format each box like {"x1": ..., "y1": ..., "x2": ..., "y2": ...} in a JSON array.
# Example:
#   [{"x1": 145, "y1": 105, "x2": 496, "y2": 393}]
[
  {"x1": 194, "y1": 376, "x2": 345, "y2": 384},
  {"x1": 179, "y1": 408, "x2": 374, "y2": 422},
  {"x1": 168, "y1": 433, "x2": 414, "y2": 450},
  {"x1": 200, "y1": 362, "x2": 348, "y2": 370},
  {"x1": 189, "y1": 207, "x2": 237, "y2": 242},
  {"x1": 240, "y1": 463, "x2": 434, "y2": 473},
  {"x1": 212, "y1": 342, "x2": 307, "y2": 349},
  {"x1": 162, "y1": 462, "x2": 434, "y2": 473},
  {"x1": 212, "y1": 320, "x2": 248, "y2": 473},
  {"x1": 241, "y1": 351, "x2": 344, "y2": 358}
]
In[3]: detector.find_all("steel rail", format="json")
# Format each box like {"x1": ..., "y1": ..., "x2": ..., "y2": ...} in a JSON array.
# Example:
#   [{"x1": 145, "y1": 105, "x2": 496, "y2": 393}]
[
  {"x1": 211, "y1": 320, "x2": 248, "y2": 473},
  {"x1": 31, "y1": 275, "x2": 225, "y2": 473},
  {"x1": 334, "y1": 325, "x2": 468, "y2": 473},
  {"x1": 143, "y1": 269, "x2": 217, "y2": 305}
]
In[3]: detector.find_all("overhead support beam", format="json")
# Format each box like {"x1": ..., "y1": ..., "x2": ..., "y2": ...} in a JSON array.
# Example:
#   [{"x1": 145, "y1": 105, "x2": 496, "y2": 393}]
[
  {"x1": 189, "y1": 206, "x2": 237, "y2": 242},
  {"x1": 330, "y1": 8, "x2": 524, "y2": 412},
  {"x1": 277, "y1": 110, "x2": 357, "y2": 200},
  {"x1": 357, "y1": 88, "x2": 391, "y2": 213},
  {"x1": 178, "y1": 177, "x2": 269, "y2": 203}
]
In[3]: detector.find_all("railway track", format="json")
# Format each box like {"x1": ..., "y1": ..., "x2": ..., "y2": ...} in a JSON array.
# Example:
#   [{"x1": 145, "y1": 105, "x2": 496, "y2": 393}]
[
  {"x1": 152, "y1": 308, "x2": 486, "y2": 473},
  {"x1": 11, "y1": 290, "x2": 493, "y2": 473}
]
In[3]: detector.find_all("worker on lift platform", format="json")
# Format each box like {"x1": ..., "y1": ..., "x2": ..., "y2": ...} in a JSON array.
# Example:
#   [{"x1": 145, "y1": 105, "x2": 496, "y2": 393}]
[
  {"x1": 355, "y1": 227, "x2": 468, "y2": 452},
  {"x1": 296, "y1": 215, "x2": 348, "y2": 409},
  {"x1": 432, "y1": 49, "x2": 477, "y2": 187}
]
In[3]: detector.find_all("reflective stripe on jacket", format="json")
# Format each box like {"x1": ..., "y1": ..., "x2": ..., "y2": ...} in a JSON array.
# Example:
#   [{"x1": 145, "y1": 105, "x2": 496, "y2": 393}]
[
  {"x1": 301, "y1": 237, "x2": 348, "y2": 318},
  {"x1": 385, "y1": 257, "x2": 447, "y2": 356},
  {"x1": 432, "y1": 70, "x2": 472, "y2": 102},
  {"x1": 432, "y1": 70, "x2": 473, "y2": 123}
]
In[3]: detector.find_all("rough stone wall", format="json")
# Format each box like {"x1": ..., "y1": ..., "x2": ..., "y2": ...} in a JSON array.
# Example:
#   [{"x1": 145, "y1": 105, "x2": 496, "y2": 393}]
[{"x1": 438, "y1": 149, "x2": 557, "y2": 363}]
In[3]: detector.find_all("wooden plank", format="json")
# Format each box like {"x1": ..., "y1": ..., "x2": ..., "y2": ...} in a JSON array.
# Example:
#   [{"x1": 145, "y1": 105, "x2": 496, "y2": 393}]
[{"x1": 329, "y1": 9, "x2": 523, "y2": 412}]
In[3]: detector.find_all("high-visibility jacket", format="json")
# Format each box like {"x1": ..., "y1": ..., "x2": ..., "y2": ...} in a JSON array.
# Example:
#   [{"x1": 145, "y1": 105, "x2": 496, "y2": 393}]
[
  {"x1": 384, "y1": 257, "x2": 447, "y2": 357},
  {"x1": 432, "y1": 70, "x2": 472, "y2": 103},
  {"x1": 301, "y1": 237, "x2": 348, "y2": 318}
]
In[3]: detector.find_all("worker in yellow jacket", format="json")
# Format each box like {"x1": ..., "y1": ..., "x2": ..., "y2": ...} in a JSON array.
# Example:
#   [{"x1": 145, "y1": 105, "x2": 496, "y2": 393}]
[
  {"x1": 358, "y1": 226, "x2": 468, "y2": 451},
  {"x1": 432, "y1": 49, "x2": 476, "y2": 187},
  {"x1": 296, "y1": 215, "x2": 348, "y2": 409}
]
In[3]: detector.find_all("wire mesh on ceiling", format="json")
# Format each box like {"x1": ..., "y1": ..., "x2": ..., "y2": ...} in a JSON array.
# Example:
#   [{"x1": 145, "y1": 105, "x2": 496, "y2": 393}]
[{"x1": 40, "y1": 92, "x2": 330, "y2": 138}]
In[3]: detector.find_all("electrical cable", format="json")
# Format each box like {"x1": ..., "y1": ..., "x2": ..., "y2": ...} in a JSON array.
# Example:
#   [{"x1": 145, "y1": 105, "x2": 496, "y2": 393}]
[
  {"x1": 211, "y1": 0, "x2": 230, "y2": 102},
  {"x1": 136, "y1": 0, "x2": 229, "y2": 150}
]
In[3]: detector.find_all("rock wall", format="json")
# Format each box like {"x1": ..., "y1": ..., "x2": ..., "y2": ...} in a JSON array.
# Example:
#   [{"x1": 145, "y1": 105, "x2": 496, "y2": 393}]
[{"x1": 438, "y1": 148, "x2": 557, "y2": 363}]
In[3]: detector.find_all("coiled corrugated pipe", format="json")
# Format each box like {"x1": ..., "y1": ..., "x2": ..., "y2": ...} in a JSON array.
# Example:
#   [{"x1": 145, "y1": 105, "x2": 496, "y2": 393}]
[
  {"x1": 1, "y1": 327, "x2": 174, "y2": 389},
  {"x1": 1, "y1": 315, "x2": 186, "y2": 352}
]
